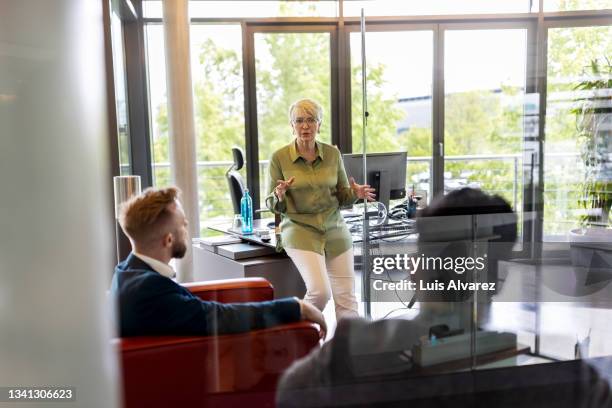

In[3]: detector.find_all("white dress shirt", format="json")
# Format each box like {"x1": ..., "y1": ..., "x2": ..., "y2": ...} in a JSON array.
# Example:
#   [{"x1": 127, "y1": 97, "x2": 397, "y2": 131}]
[{"x1": 133, "y1": 252, "x2": 176, "y2": 279}]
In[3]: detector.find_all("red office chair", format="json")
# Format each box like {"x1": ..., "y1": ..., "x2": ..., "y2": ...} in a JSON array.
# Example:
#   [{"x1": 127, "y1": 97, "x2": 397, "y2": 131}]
[{"x1": 114, "y1": 278, "x2": 319, "y2": 408}]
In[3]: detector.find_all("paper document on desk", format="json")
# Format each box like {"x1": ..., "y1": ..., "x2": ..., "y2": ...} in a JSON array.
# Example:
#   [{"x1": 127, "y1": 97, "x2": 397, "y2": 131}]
[{"x1": 193, "y1": 236, "x2": 242, "y2": 253}]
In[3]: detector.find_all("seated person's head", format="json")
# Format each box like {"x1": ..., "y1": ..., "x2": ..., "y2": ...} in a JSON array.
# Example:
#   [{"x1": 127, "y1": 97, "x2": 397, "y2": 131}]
[
  {"x1": 414, "y1": 188, "x2": 517, "y2": 303},
  {"x1": 119, "y1": 187, "x2": 189, "y2": 260}
]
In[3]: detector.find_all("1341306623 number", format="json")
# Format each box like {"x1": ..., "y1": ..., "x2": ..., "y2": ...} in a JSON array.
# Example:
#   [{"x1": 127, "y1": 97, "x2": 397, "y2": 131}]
[{"x1": 7, "y1": 388, "x2": 73, "y2": 400}]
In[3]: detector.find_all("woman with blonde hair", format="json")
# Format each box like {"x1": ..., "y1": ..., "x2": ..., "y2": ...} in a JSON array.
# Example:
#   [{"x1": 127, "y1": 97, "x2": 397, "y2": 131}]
[{"x1": 265, "y1": 98, "x2": 375, "y2": 320}]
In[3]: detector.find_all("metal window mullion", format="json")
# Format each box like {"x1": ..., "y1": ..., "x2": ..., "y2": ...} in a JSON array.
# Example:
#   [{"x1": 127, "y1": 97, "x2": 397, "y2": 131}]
[
  {"x1": 331, "y1": 26, "x2": 341, "y2": 148},
  {"x1": 432, "y1": 24, "x2": 445, "y2": 198},
  {"x1": 337, "y1": 10, "x2": 352, "y2": 153},
  {"x1": 518, "y1": 20, "x2": 539, "y2": 259},
  {"x1": 242, "y1": 23, "x2": 261, "y2": 217},
  {"x1": 105, "y1": 0, "x2": 121, "y2": 180},
  {"x1": 103, "y1": 0, "x2": 121, "y2": 266},
  {"x1": 125, "y1": 2, "x2": 153, "y2": 188}
]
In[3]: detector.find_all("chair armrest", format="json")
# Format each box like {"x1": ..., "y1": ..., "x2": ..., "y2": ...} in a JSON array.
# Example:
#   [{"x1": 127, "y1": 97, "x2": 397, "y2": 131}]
[
  {"x1": 118, "y1": 321, "x2": 318, "y2": 353},
  {"x1": 182, "y1": 277, "x2": 274, "y2": 303}
]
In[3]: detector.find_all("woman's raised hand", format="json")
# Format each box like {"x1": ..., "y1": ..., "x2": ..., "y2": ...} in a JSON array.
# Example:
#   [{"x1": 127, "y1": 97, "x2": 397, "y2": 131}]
[
  {"x1": 349, "y1": 177, "x2": 376, "y2": 202},
  {"x1": 275, "y1": 176, "x2": 295, "y2": 201}
]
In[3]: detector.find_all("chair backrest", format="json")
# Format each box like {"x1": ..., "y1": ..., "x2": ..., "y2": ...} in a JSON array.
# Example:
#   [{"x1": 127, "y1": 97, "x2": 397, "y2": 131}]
[
  {"x1": 227, "y1": 147, "x2": 246, "y2": 214},
  {"x1": 232, "y1": 146, "x2": 245, "y2": 171}
]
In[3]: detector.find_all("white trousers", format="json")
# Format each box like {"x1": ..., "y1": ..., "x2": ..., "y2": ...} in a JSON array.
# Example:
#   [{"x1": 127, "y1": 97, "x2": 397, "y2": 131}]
[{"x1": 285, "y1": 247, "x2": 359, "y2": 320}]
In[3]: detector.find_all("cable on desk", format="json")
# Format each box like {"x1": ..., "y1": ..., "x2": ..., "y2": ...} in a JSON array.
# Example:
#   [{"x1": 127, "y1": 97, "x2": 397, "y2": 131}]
[
  {"x1": 347, "y1": 208, "x2": 418, "y2": 317},
  {"x1": 381, "y1": 306, "x2": 413, "y2": 320},
  {"x1": 348, "y1": 219, "x2": 416, "y2": 243},
  {"x1": 385, "y1": 267, "x2": 412, "y2": 310},
  {"x1": 364, "y1": 242, "x2": 414, "y2": 312}
]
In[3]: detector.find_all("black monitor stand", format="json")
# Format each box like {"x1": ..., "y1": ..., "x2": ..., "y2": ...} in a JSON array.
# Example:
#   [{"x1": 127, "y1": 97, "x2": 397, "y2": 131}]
[
  {"x1": 370, "y1": 169, "x2": 396, "y2": 226},
  {"x1": 368, "y1": 170, "x2": 391, "y2": 214}
]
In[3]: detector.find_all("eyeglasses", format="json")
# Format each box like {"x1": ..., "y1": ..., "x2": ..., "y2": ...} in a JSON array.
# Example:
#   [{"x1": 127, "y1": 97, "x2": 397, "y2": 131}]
[{"x1": 292, "y1": 117, "x2": 319, "y2": 126}]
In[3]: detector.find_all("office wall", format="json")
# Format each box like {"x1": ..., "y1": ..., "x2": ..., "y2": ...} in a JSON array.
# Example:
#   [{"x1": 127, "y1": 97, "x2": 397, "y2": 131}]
[{"x1": 0, "y1": 1, "x2": 119, "y2": 406}]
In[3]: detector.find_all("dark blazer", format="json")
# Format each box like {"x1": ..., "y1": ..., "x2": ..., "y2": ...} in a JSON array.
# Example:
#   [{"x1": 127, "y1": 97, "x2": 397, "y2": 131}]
[{"x1": 111, "y1": 253, "x2": 301, "y2": 337}]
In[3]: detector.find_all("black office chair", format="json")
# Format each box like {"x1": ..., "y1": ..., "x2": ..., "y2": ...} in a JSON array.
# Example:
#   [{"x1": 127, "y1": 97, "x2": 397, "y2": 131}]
[{"x1": 226, "y1": 146, "x2": 246, "y2": 215}]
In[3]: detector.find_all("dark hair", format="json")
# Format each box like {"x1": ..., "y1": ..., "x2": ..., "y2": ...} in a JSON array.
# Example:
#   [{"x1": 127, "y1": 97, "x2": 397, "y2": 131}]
[
  {"x1": 420, "y1": 187, "x2": 512, "y2": 216},
  {"x1": 414, "y1": 188, "x2": 517, "y2": 301}
]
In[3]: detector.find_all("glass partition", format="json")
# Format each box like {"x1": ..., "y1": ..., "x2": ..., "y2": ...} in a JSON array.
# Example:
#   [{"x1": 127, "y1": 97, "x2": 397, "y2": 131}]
[
  {"x1": 540, "y1": 24, "x2": 612, "y2": 360},
  {"x1": 345, "y1": 20, "x2": 611, "y2": 395},
  {"x1": 136, "y1": 8, "x2": 612, "y2": 407}
]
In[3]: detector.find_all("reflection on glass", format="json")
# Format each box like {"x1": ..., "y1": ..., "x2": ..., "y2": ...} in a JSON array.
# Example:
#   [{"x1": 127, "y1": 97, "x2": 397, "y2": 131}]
[
  {"x1": 350, "y1": 30, "x2": 433, "y2": 200},
  {"x1": 190, "y1": 24, "x2": 246, "y2": 225},
  {"x1": 110, "y1": 11, "x2": 132, "y2": 175},
  {"x1": 344, "y1": 0, "x2": 534, "y2": 17},
  {"x1": 539, "y1": 303, "x2": 612, "y2": 360},
  {"x1": 254, "y1": 32, "x2": 332, "y2": 209},
  {"x1": 444, "y1": 29, "x2": 527, "y2": 229},
  {"x1": 544, "y1": 25, "x2": 612, "y2": 237}
]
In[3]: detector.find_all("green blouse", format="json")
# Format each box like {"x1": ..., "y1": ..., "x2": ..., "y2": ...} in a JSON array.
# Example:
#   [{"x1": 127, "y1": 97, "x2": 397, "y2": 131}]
[{"x1": 265, "y1": 140, "x2": 357, "y2": 257}]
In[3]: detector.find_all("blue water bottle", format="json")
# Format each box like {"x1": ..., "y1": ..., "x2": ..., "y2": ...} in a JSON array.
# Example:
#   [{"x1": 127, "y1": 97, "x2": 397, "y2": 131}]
[{"x1": 240, "y1": 188, "x2": 253, "y2": 234}]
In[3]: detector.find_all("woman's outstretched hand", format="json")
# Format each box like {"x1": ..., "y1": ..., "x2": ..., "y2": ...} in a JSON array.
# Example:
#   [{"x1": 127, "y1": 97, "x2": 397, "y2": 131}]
[
  {"x1": 349, "y1": 177, "x2": 376, "y2": 201},
  {"x1": 275, "y1": 176, "x2": 295, "y2": 201}
]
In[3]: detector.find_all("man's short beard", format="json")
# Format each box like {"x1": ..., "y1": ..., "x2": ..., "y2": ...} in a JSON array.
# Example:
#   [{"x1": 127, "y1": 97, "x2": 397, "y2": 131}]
[{"x1": 172, "y1": 240, "x2": 187, "y2": 259}]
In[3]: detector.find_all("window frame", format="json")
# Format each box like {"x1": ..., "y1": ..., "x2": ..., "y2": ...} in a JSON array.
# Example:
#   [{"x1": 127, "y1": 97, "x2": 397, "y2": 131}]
[
  {"x1": 127, "y1": 0, "x2": 611, "y2": 241},
  {"x1": 243, "y1": 22, "x2": 340, "y2": 214}
]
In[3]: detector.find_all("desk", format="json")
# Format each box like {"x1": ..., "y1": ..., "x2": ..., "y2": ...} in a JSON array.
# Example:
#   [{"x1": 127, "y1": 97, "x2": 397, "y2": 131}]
[
  {"x1": 193, "y1": 219, "x2": 305, "y2": 298},
  {"x1": 205, "y1": 217, "x2": 418, "y2": 314},
  {"x1": 208, "y1": 218, "x2": 279, "y2": 248}
]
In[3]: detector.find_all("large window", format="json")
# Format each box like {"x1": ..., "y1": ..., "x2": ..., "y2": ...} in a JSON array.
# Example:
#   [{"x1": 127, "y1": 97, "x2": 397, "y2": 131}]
[
  {"x1": 350, "y1": 29, "x2": 434, "y2": 200},
  {"x1": 110, "y1": 11, "x2": 132, "y2": 175},
  {"x1": 144, "y1": 24, "x2": 170, "y2": 190},
  {"x1": 344, "y1": 0, "x2": 535, "y2": 16},
  {"x1": 132, "y1": 0, "x2": 612, "y2": 381},
  {"x1": 145, "y1": 23, "x2": 247, "y2": 231},
  {"x1": 140, "y1": 5, "x2": 610, "y2": 241},
  {"x1": 143, "y1": 1, "x2": 338, "y2": 18},
  {"x1": 544, "y1": 0, "x2": 612, "y2": 11},
  {"x1": 254, "y1": 31, "x2": 333, "y2": 209},
  {"x1": 191, "y1": 24, "x2": 246, "y2": 223},
  {"x1": 544, "y1": 24, "x2": 612, "y2": 237},
  {"x1": 443, "y1": 28, "x2": 527, "y2": 220}
]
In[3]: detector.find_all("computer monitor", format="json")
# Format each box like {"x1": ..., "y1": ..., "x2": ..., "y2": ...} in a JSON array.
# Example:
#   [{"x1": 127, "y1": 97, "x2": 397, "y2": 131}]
[{"x1": 343, "y1": 152, "x2": 407, "y2": 211}]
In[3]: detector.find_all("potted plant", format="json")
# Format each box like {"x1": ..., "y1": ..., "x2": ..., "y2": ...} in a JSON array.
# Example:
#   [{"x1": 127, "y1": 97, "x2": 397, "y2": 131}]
[
  {"x1": 572, "y1": 58, "x2": 612, "y2": 227},
  {"x1": 568, "y1": 58, "x2": 612, "y2": 284}
]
